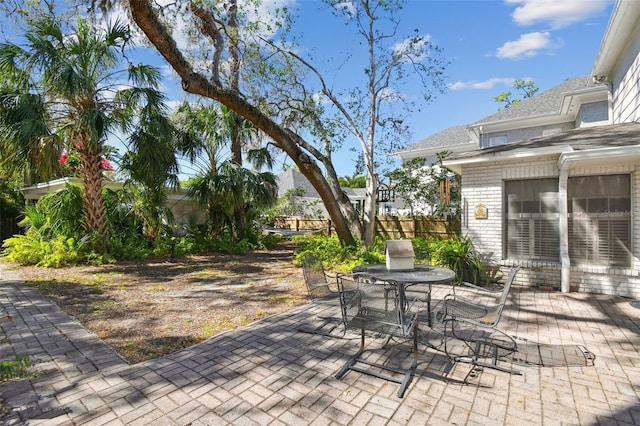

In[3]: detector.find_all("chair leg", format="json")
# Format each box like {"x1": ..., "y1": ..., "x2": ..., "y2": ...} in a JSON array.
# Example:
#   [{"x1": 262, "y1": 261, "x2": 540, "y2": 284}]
[
  {"x1": 397, "y1": 323, "x2": 419, "y2": 398},
  {"x1": 462, "y1": 365, "x2": 484, "y2": 384},
  {"x1": 335, "y1": 326, "x2": 366, "y2": 379},
  {"x1": 335, "y1": 323, "x2": 418, "y2": 398},
  {"x1": 335, "y1": 347, "x2": 364, "y2": 379}
]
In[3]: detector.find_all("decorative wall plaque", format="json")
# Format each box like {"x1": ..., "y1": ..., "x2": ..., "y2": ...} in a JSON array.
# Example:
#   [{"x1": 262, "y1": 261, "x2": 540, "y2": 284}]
[{"x1": 474, "y1": 203, "x2": 488, "y2": 219}]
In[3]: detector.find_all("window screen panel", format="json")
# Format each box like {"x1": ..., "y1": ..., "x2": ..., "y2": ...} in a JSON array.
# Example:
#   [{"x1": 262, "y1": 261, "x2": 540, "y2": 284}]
[
  {"x1": 568, "y1": 175, "x2": 631, "y2": 267},
  {"x1": 504, "y1": 178, "x2": 559, "y2": 261}
]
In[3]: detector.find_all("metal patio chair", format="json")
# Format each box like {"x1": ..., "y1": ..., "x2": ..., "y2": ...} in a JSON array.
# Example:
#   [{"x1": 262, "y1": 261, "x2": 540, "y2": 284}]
[
  {"x1": 301, "y1": 252, "x2": 340, "y2": 300},
  {"x1": 435, "y1": 266, "x2": 522, "y2": 383},
  {"x1": 437, "y1": 266, "x2": 520, "y2": 329},
  {"x1": 298, "y1": 253, "x2": 348, "y2": 336},
  {"x1": 334, "y1": 273, "x2": 421, "y2": 398}
]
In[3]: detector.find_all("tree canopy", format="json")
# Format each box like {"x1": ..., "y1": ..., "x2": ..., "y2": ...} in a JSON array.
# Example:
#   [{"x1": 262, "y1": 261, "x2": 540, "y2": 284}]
[
  {"x1": 494, "y1": 79, "x2": 539, "y2": 110},
  {"x1": 116, "y1": 0, "x2": 447, "y2": 246}
]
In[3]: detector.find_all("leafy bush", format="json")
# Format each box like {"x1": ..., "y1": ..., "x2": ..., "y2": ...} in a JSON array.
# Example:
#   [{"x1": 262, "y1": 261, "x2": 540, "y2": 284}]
[
  {"x1": 18, "y1": 184, "x2": 84, "y2": 239},
  {"x1": 212, "y1": 231, "x2": 254, "y2": 255},
  {"x1": 293, "y1": 235, "x2": 484, "y2": 283},
  {"x1": 293, "y1": 235, "x2": 385, "y2": 273},
  {"x1": 411, "y1": 237, "x2": 435, "y2": 261},
  {"x1": 0, "y1": 355, "x2": 33, "y2": 382},
  {"x1": 429, "y1": 237, "x2": 483, "y2": 284},
  {"x1": 2, "y1": 233, "x2": 81, "y2": 267}
]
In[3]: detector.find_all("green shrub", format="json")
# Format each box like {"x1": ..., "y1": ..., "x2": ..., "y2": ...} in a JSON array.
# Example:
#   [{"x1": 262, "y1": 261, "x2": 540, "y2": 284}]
[
  {"x1": 2, "y1": 233, "x2": 81, "y2": 267},
  {"x1": 429, "y1": 237, "x2": 483, "y2": 284},
  {"x1": 0, "y1": 356, "x2": 33, "y2": 382},
  {"x1": 211, "y1": 231, "x2": 254, "y2": 255},
  {"x1": 293, "y1": 235, "x2": 386, "y2": 273},
  {"x1": 293, "y1": 235, "x2": 484, "y2": 283},
  {"x1": 412, "y1": 237, "x2": 435, "y2": 261}
]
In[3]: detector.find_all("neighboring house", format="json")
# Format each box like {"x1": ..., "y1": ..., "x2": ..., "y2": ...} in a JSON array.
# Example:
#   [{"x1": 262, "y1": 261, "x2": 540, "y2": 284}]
[
  {"x1": 394, "y1": 125, "x2": 473, "y2": 215},
  {"x1": 275, "y1": 170, "x2": 368, "y2": 217},
  {"x1": 438, "y1": 0, "x2": 640, "y2": 298},
  {"x1": 19, "y1": 177, "x2": 207, "y2": 227}
]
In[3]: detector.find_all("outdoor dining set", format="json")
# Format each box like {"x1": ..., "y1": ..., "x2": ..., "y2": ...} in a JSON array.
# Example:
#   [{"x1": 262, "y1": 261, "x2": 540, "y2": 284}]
[{"x1": 300, "y1": 240, "x2": 521, "y2": 398}]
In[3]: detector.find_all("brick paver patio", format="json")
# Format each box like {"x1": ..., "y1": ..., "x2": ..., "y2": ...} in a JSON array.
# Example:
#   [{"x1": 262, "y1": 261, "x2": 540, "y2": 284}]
[{"x1": 1, "y1": 262, "x2": 639, "y2": 425}]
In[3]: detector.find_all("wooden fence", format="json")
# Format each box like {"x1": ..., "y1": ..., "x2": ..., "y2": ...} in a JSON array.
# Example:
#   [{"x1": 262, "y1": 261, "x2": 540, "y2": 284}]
[
  {"x1": 0, "y1": 216, "x2": 20, "y2": 242},
  {"x1": 270, "y1": 216, "x2": 460, "y2": 239}
]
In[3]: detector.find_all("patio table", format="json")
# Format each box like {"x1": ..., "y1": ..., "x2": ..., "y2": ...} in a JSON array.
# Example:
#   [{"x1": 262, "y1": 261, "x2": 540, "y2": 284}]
[{"x1": 351, "y1": 264, "x2": 455, "y2": 327}]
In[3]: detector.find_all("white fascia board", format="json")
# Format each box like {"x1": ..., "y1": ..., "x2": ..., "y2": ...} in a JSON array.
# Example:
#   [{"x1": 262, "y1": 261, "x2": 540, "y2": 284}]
[
  {"x1": 19, "y1": 177, "x2": 77, "y2": 199},
  {"x1": 558, "y1": 145, "x2": 640, "y2": 170},
  {"x1": 395, "y1": 141, "x2": 476, "y2": 161},
  {"x1": 443, "y1": 145, "x2": 572, "y2": 174},
  {"x1": 471, "y1": 114, "x2": 569, "y2": 133},
  {"x1": 591, "y1": 1, "x2": 640, "y2": 79},
  {"x1": 19, "y1": 177, "x2": 73, "y2": 191},
  {"x1": 470, "y1": 87, "x2": 607, "y2": 133},
  {"x1": 558, "y1": 86, "x2": 609, "y2": 115},
  {"x1": 20, "y1": 178, "x2": 123, "y2": 200}
]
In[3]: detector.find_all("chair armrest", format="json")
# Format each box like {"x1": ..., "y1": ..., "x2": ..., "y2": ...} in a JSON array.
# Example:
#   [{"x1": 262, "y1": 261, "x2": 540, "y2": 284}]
[
  {"x1": 444, "y1": 293, "x2": 501, "y2": 309},
  {"x1": 454, "y1": 281, "x2": 503, "y2": 294},
  {"x1": 325, "y1": 271, "x2": 350, "y2": 292}
]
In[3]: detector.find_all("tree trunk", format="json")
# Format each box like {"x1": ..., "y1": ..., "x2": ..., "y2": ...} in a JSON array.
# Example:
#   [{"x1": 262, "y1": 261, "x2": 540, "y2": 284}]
[
  {"x1": 363, "y1": 173, "x2": 377, "y2": 246},
  {"x1": 128, "y1": 0, "x2": 357, "y2": 245},
  {"x1": 78, "y1": 143, "x2": 109, "y2": 243},
  {"x1": 227, "y1": 0, "x2": 247, "y2": 236}
]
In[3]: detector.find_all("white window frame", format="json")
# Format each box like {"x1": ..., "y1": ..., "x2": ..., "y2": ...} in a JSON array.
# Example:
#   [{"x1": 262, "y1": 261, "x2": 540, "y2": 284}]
[
  {"x1": 568, "y1": 174, "x2": 632, "y2": 267},
  {"x1": 504, "y1": 178, "x2": 560, "y2": 261}
]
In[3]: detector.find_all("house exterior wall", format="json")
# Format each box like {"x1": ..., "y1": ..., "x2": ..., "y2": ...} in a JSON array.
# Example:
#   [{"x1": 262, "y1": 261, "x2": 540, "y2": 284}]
[
  {"x1": 461, "y1": 157, "x2": 559, "y2": 260},
  {"x1": 168, "y1": 199, "x2": 207, "y2": 225},
  {"x1": 481, "y1": 122, "x2": 574, "y2": 148},
  {"x1": 461, "y1": 157, "x2": 640, "y2": 299},
  {"x1": 610, "y1": 24, "x2": 640, "y2": 123},
  {"x1": 479, "y1": 102, "x2": 610, "y2": 149}
]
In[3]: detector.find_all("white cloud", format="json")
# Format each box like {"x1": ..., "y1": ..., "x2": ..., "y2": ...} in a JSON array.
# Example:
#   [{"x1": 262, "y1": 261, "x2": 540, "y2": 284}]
[
  {"x1": 506, "y1": 0, "x2": 611, "y2": 29},
  {"x1": 448, "y1": 77, "x2": 516, "y2": 91},
  {"x1": 496, "y1": 31, "x2": 554, "y2": 59},
  {"x1": 242, "y1": 0, "x2": 298, "y2": 37},
  {"x1": 392, "y1": 34, "x2": 432, "y2": 62},
  {"x1": 332, "y1": 1, "x2": 357, "y2": 17}
]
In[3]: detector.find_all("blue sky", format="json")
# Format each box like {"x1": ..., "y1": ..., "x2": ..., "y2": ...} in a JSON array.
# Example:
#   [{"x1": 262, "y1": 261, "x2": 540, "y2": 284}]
[
  {"x1": 1, "y1": 0, "x2": 616, "y2": 179},
  {"x1": 276, "y1": 0, "x2": 615, "y2": 176},
  {"x1": 162, "y1": 0, "x2": 615, "y2": 177}
]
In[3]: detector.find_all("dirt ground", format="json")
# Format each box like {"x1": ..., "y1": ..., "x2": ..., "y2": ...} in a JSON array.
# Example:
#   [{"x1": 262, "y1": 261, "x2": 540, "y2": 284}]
[{"x1": 13, "y1": 242, "x2": 308, "y2": 364}]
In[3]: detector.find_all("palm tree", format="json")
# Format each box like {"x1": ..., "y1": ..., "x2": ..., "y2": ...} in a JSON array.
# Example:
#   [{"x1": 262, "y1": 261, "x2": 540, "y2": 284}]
[
  {"x1": 175, "y1": 101, "x2": 276, "y2": 237},
  {"x1": 187, "y1": 160, "x2": 277, "y2": 238},
  {"x1": 0, "y1": 16, "x2": 172, "y2": 244}
]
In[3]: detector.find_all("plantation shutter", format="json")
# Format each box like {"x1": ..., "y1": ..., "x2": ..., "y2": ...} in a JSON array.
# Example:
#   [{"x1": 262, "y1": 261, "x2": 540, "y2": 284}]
[
  {"x1": 568, "y1": 175, "x2": 631, "y2": 267},
  {"x1": 504, "y1": 179, "x2": 560, "y2": 261}
]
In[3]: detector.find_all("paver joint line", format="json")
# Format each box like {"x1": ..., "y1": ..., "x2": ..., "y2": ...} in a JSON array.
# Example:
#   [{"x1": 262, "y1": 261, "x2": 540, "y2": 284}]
[{"x1": 1, "y1": 263, "x2": 639, "y2": 425}]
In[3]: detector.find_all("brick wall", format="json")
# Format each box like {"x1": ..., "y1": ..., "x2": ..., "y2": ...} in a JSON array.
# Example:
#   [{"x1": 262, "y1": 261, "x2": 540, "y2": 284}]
[{"x1": 462, "y1": 155, "x2": 640, "y2": 299}]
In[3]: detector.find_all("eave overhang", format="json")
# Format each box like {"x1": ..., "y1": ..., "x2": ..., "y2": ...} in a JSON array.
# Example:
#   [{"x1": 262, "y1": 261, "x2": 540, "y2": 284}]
[
  {"x1": 467, "y1": 85, "x2": 608, "y2": 138},
  {"x1": 557, "y1": 145, "x2": 640, "y2": 170},
  {"x1": 591, "y1": 1, "x2": 640, "y2": 81},
  {"x1": 443, "y1": 145, "x2": 571, "y2": 174},
  {"x1": 444, "y1": 143, "x2": 640, "y2": 175}
]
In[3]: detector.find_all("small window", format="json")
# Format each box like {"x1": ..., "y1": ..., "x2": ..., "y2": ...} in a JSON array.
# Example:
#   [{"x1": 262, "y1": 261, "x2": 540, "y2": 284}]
[{"x1": 488, "y1": 136, "x2": 507, "y2": 147}]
